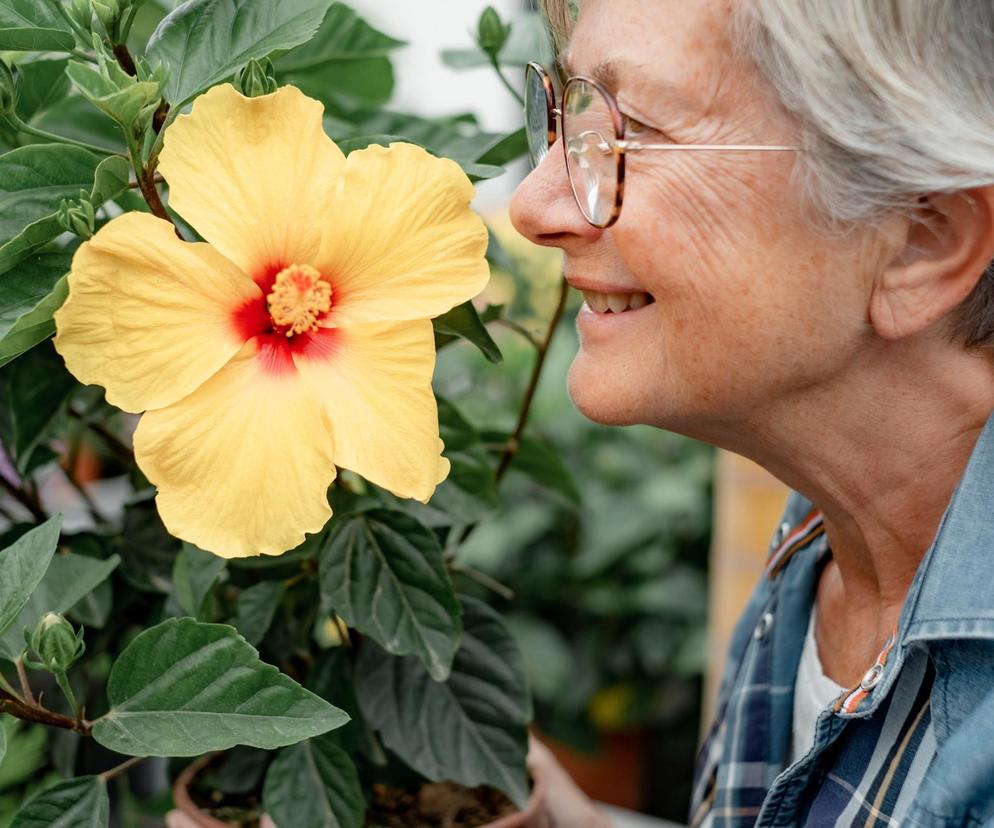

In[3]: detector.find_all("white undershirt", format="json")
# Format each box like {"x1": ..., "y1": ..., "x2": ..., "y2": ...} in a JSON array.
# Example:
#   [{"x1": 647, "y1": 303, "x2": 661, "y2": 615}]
[{"x1": 790, "y1": 607, "x2": 845, "y2": 764}]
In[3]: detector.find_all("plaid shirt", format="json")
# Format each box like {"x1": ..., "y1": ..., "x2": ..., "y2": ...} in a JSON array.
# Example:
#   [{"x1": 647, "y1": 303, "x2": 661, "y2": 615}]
[{"x1": 691, "y1": 414, "x2": 994, "y2": 827}]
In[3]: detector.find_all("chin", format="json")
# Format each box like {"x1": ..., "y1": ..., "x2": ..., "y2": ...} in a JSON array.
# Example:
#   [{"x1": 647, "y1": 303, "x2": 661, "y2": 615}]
[{"x1": 566, "y1": 352, "x2": 649, "y2": 427}]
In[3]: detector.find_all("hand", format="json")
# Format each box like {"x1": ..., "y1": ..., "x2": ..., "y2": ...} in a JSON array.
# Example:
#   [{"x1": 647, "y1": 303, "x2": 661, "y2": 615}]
[{"x1": 524, "y1": 735, "x2": 613, "y2": 828}]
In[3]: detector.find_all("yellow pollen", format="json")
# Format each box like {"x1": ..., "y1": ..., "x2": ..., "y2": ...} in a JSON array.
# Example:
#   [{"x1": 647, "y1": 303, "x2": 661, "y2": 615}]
[{"x1": 266, "y1": 264, "x2": 332, "y2": 336}]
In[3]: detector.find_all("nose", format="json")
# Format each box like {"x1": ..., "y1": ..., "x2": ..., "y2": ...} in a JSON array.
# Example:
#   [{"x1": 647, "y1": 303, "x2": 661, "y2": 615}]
[{"x1": 509, "y1": 137, "x2": 604, "y2": 251}]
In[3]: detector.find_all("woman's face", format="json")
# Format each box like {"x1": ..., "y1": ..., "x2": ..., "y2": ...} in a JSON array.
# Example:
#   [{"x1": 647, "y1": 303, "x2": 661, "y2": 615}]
[{"x1": 510, "y1": 0, "x2": 889, "y2": 439}]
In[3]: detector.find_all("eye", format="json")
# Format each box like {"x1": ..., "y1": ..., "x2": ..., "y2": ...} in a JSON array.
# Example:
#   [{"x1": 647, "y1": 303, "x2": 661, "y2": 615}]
[{"x1": 623, "y1": 113, "x2": 651, "y2": 138}]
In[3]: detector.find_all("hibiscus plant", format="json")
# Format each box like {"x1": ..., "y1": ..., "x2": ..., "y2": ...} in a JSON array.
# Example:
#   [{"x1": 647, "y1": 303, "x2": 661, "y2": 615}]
[{"x1": 0, "y1": 0, "x2": 568, "y2": 824}]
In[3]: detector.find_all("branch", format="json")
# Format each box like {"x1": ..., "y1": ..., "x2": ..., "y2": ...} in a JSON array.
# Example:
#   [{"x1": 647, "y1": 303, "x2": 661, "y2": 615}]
[
  {"x1": 0, "y1": 688, "x2": 92, "y2": 735},
  {"x1": 100, "y1": 755, "x2": 145, "y2": 782},
  {"x1": 0, "y1": 468, "x2": 47, "y2": 522},
  {"x1": 494, "y1": 277, "x2": 569, "y2": 484}
]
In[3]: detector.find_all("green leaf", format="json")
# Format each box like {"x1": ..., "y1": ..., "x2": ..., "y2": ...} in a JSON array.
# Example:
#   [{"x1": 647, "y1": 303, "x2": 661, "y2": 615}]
[
  {"x1": 30, "y1": 95, "x2": 121, "y2": 155},
  {"x1": 65, "y1": 62, "x2": 160, "y2": 129},
  {"x1": 170, "y1": 543, "x2": 226, "y2": 618},
  {"x1": 0, "y1": 515, "x2": 62, "y2": 640},
  {"x1": 67, "y1": 578, "x2": 111, "y2": 629},
  {"x1": 276, "y1": 2, "x2": 404, "y2": 112},
  {"x1": 0, "y1": 1, "x2": 75, "y2": 52},
  {"x1": 91, "y1": 618, "x2": 349, "y2": 756},
  {"x1": 10, "y1": 775, "x2": 108, "y2": 828},
  {"x1": 0, "y1": 266, "x2": 69, "y2": 370},
  {"x1": 228, "y1": 580, "x2": 283, "y2": 646},
  {"x1": 0, "y1": 148, "x2": 127, "y2": 276},
  {"x1": 434, "y1": 301, "x2": 502, "y2": 364},
  {"x1": 14, "y1": 57, "x2": 71, "y2": 123},
  {"x1": 0, "y1": 342, "x2": 77, "y2": 475},
  {"x1": 263, "y1": 735, "x2": 364, "y2": 828},
  {"x1": 148, "y1": 0, "x2": 335, "y2": 105},
  {"x1": 319, "y1": 509, "x2": 461, "y2": 682},
  {"x1": 356, "y1": 597, "x2": 531, "y2": 807},
  {"x1": 0, "y1": 550, "x2": 119, "y2": 660},
  {"x1": 483, "y1": 431, "x2": 581, "y2": 506},
  {"x1": 0, "y1": 720, "x2": 5, "y2": 766}
]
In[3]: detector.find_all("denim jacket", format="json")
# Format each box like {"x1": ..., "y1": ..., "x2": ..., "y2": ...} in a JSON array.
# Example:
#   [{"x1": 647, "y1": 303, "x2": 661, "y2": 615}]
[{"x1": 691, "y1": 414, "x2": 994, "y2": 827}]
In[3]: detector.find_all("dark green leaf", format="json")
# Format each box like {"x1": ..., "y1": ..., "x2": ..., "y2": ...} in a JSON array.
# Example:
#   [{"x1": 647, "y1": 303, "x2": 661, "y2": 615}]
[
  {"x1": 30, "y1": 95, "x2": 121, "y2": 154},
  {"x1": 434, "y1": 301, "x2": 502, "y2": 364},
  {"x1": 10, "y1": 775, "x2": 108, "y2": 828},
  {"x1": 91, "y1": 617, "x2": 349, "y2": 756},
  {"x1": 170, "y1": 542, "x2": 226, "y2": 618},
  {"x1": 476, "y1": 128, "x2": 528, "y2": 166},
  {"x1": 0, "y1": 515, "x2": 61, "y2": 640},
  {"x1": 276, "y1": 2, "x2": 403, "y2": 113},
  {"x1": 148, "y1": 0, "x2": 335, "y2": 105},
  {"x1": 67, "y1": 577, "x2": 111, "y2": 629},
  {"x1": 0, "y1": 717, "x2": 46, "y2": 790},
  {"x1": 319, "y1": 509, "x2": 461, "y2": 681},
  {"x1": 0, "y1": 268, "x2": 68, "y2": 369},
  {"x1": 0, "y1": 148, "x2": 127, "y2": 276},
  {"x1": 0, "y1": 1, "x2": 75, "y2": 53},
  {"x1": 356, "y1": 597, "x2": 531, "y2": 807},
  {"x1": 229, "y1": 580, "x2": 283, "y2": 646},
  {"x1": 0, "y1": 722, "x2": 5, "y2": 766},
  {"x1": 0, "y1": 549, "x2": 119, "y2": 660},
  {"x1": 14, "y1": 58, "x2": 71, "y2": 123},
  {"x1": 263, "y1": 735, "x2": 364, "y2": 828},
  {"x1": 0, "y1": 341, "x2": 77, "y2": 474}
]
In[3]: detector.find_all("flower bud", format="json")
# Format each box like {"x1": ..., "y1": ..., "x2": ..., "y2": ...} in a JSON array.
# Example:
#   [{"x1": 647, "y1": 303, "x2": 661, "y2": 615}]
[
  {"x1": 477, "y1": 6, "x2": 510, "y2": 60},
  {"x1": 28, "y1": 613, "x2": 85, "y2": 673},
  {"x1": 0, "y1": 59, "x2": 18, "y2": 116},
  {"x1": 91, "y1": 0, "x2": 121, "y2": 32},
  {"x1": 57, "y1": 192, "x2": 96, "y2": 240},
  {"x1": 235, "y1": 58, "x2": 279, "y2": 98}
]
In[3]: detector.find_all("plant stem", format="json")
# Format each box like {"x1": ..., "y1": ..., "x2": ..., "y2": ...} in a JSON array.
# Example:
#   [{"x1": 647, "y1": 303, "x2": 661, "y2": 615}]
[
  {"x1": 0, "y1": 672, "x2": 25, "y2": 704},
  {"x1": 111, "y1": 43, "x2": 137, "y2": 77},
  {"x1": 493, "y1": 317, "x2": 541, "y2": 350},
  {"x1": 61, "y1": 463, "x2": 108, "y2": 525},
  {"x1": 125, "y1": 130, "x2": 176, "y2": 230},
  {"x1": 53, "y1": 670, "x2": 81, "y2": 720},
  {"x1": 494, "y1": 277, "x2": 569, "y2": 485},
  {"x1": 71, "y1": 49, "x2": 97, "y2": 63},
  {"x1": 0, "y1": 469, "x2": 47, "y2": 522},
  {"x1": 490, "y1": 57, "x2": 525, "y2": 107},
  {"x1": 43, "y1": 0, "x2": 92, "y2": 43},
  {"x1": 449, "y1": 563, "x2": 515, "y2": 600},
  {"x1": 4, "y1": 115, "x2": 124, "y2": 157},
  {"x1": 100, "y1": 755, "x2": 145, "y2": 782},
  {"x1": 119, "y1": 4, "x2": 140, "y2": 44},
  {"x1": 67, "y1": 409, "x2": 136, "y2": 465},
  {"x1": 14, "y1": 658, "x2": 36, "y2": 706},
  {"x1": 0, "y1": 688, "x2": 92, "y2": 735}
]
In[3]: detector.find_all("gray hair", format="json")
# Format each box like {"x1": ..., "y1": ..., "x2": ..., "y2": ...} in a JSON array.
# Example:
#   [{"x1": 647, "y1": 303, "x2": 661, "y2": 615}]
[{"x1": 539, "y1": 0, "x2": 994, "y2": 348}]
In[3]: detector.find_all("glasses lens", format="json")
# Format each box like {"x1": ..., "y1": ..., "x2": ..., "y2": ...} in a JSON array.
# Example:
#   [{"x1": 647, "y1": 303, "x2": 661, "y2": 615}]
[
  {"x1": 525, "y1": 65, "x2": 552, "y2": 167},
  {"x1": 563, "y1": 78, "x2": 619, "y2": 227}
]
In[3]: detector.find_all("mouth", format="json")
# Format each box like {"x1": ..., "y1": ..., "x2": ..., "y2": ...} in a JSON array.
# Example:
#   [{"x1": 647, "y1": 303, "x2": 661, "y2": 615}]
[{"x1": 579, "y1": 289, "x2": 656, "y2": 315}]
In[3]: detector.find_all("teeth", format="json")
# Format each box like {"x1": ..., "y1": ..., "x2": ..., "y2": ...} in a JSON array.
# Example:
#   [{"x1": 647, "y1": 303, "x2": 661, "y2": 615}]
[{"x1": 581, "y1": 290, "x2": 653, "y2": 314}]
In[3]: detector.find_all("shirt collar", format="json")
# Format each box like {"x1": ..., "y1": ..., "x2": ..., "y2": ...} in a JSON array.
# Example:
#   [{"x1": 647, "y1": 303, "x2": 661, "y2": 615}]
[{"x1": 902, "y1": 409, "x2": 994, "y2": 643}]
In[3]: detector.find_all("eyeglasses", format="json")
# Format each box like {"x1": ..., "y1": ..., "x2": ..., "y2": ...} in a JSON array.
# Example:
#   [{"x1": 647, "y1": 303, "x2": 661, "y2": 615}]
[{"x1": 524, "y1": 61, "x2": 799, "y2": 228}]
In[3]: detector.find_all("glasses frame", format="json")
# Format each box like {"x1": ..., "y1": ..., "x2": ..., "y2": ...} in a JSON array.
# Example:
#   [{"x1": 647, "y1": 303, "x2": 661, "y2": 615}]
[{"x1": 526, "y1": 61, "x2": 799, "y2": 228}]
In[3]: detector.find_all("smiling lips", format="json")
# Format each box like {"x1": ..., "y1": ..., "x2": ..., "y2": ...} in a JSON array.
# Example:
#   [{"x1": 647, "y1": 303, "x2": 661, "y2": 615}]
[{"x1": 580, "y1": 289, "x2": 655, "y2": 314}]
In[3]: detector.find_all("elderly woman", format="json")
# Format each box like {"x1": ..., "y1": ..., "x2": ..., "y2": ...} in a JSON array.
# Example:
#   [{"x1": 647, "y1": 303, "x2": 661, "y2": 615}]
[{"x1": 510, "y1": 1, "x2": 994, "y2": 826}]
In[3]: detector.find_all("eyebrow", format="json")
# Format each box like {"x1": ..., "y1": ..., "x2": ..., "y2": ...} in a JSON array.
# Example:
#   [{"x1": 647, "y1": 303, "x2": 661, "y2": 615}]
[{"x1": 556, "y1": 52, "x2": 700, "y2": 115}]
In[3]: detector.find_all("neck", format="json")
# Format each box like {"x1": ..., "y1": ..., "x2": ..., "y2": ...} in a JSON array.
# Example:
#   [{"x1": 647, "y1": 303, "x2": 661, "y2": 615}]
[{"x1": 705, "y1": 336, "x2": 994, "y2": 669}]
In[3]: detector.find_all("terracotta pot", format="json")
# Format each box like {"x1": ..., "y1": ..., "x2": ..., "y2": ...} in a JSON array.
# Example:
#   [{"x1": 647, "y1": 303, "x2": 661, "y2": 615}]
[
  {"x1": 537, "y1": 727, "x2": 647, "y2": 810},
  {"x1": 169, "y1": 753, "x2": 547, "y2": 828}
]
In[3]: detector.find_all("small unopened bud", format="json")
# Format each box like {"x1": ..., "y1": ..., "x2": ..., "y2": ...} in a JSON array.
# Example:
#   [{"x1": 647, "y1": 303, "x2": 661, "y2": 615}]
[
  {"x1": 57, "y1": 192, "x2": 95, "y2": 240},
  {"x1": 235, "y1": 58, "x2": 279, "y2": 98},
  {"x1": 0, "y1": 60, "x2": 18, "y2": 116},
  {"x1": 91, "y1": 0, "x2": 121, "y2": 32},
  {"x1": 69, "y1": 0, "x2": 93, "y2": 31},
  {"x1": 28, "y1": 613, "x2": 85, "y2": 673},
  {"x1": 477, "y1": 6, "x2": 510, "y2": 60}
]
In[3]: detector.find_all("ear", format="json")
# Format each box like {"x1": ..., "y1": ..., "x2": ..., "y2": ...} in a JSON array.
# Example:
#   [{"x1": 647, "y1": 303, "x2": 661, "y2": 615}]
[{"x1": 869, "y1": 186, "x2": 994, "y2": 340}]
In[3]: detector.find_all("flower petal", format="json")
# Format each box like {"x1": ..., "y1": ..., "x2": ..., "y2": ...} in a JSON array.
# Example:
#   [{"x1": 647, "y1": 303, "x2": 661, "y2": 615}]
[
  {"x1": 133, "y1": 338, "x2": 336, "y2": 558},
  {"x1": 158, "y1": 84, "x2": 346, "y2": 283},
  {"x1": 54, "y1": 212, "x2": 259, "y2": 414},
  {"x1": 316, "y1": 142, "x2": 490, "y2": 326},
  {"x1": 294, "y1": 320, "x2": 449, "y2": 502}
]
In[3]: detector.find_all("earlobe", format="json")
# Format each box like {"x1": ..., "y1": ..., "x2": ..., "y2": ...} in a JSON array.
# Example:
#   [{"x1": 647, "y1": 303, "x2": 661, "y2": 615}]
[{"x1": 870, "y1": 186, "x2": 994, "y2": 341}]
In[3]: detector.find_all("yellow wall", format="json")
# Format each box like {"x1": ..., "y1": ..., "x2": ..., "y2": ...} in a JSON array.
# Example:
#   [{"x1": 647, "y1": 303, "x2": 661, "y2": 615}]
[{"x1": 704, "y1": 451, "x2": 790, "y2": 725}]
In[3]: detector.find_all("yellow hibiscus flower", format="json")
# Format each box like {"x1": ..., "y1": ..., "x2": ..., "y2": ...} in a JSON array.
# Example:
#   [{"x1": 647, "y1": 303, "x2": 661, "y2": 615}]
[{"x1": 53, "y1": 83, "x2": 489, "y2": 558}]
